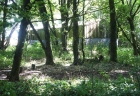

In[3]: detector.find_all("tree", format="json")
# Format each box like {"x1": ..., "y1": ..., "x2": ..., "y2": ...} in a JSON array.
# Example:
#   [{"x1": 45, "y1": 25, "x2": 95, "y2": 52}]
[
  {"x1": 47, "y1": 0, "x2": 58, "y2": 46},
  {"x1": 36, "y1": 0, "x2": 54, "y2": 65},
  {"x1": 117, "y1": 0, "x2": 140, "y2": 55},
  {"x1": 4, "y1": 23, "x2": 19, "y2": 48},
  {"x1": 0, "y1": 0, "x2": 8, "y2": 50},
  {"x1": 9, "y1": 0, "x2": 31, "y2": 81},
  {"x1": 125, "y1": 0, "x2": 140, "y2": 55},
  {"x1": 81, "y1": 0, "x2": 85, "y2": 63},
  {"x1": 109, "y1": 0, "x2": 117, "y2": 62},
  {"x1": 59, "y1": 0, "x2": 72, "y2": 52},
  {"x1": 0, "y1": 0, "x2": 20, "y2": 50},
  {"x1": 72, "y1": 0, "x2": 79, "y2": 65}
]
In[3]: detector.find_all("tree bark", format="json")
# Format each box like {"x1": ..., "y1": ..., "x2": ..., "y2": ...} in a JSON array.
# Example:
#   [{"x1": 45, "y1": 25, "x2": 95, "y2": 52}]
[
  {"x1": 73, "y1": 0, "x2": 79, "y2": 65},
  {"x1": 37, "y1": 0, "x2": 54, "y2": 65},
  {"x1": 9, "y1": 18, "x2": 29, "y2": 81},
  {"x1": 109, "y1": 0, "x2": 117, "y2": 62},
  {"x1": 9, "y1": 0, "x2": 31, "y2": 81}
]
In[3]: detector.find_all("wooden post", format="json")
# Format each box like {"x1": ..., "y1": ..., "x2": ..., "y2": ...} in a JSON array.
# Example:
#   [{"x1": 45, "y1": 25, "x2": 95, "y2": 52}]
[{"x1": 31, "y1": 64, "x2": 36, "y2": 70}]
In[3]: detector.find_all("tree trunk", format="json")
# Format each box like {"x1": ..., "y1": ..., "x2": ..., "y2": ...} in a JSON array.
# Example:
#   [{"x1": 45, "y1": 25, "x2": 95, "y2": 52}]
[
  {"x1": 61, "y1": 17, "x2": 68, "y2": 51},
  {"x1": 9, "y1": 18, "x2": 29, "y2": 81},
  {"x1": 81, "y1": 0, "x2": 85, "y2": 63},
  {"x1": 120, "y1": 0, "x2": 140, "y2": 55},
  {"x1": 73, "y1": 0, "x2": 79, "y2": 65},
  {"x1": 127, "y1": 17, "x2": 139, "y2": 56},
  {"x1": 29, "y1": 21, "x2": 54, "y2": 64},
  {"x1": 60, "y1": 0, "x2": 68, "y2": 52},
  {"x1": 109, "y1": 0, "x2": 117, "y2": 62},
  {"x1": 37, "y1": 0, "x2": 54, "y2": 65},
  {"x1": 1, "y1": 0, "x2": 8, "y2": 50},
  {"x1": 9, "y1": 0, "x2": 31, "y2": 81},
  {"x1": 48, "y1": 0, "x2": 58, "y2": 46},
  {"x1": 5, "y1": 23, "x2": 18, "y2": 48}
]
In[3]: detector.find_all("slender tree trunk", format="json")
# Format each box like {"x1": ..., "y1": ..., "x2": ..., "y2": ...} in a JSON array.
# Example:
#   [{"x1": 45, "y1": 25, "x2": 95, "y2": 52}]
[
  {"x1": 29, "y1": 21, "x2": 54, "y2": 64},
  {"x1": 109, "y1": 0, "x2": 117, "y2": 62},
  {"x1": 1, "y1": 0, "x2": 8, "y2": 50},
  {"x1": 61, "y1": 15, "x2": 67, "y2": 51},
  {"x1": 127, "y1": 17, "x2": 139, "y2": 55},
  {"x1": 9, "y1": 0, "x2": 31, "y2": 81},
  {"x1": 73, "y1": 0, "x2": 79, "y2": 65},
  {"x1": 48, "y1": 0, "x2": 58, "y2": 46},
  {"x1": 81, "y1": 0, "x2": 85, "y2": 63},
  {"x1": 37, "y1": 0, "x2": 54, "y2": 65},
  {"x1": 60, "y1": 0, "x2": 68, "y2": 51},
  {"x1": 5, "y1": 23, "x2": 18, "y2": 48}
]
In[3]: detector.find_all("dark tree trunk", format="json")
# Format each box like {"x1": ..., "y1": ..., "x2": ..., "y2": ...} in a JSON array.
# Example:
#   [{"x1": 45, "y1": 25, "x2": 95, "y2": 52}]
[
  {"x1": 37, "y1": 0, "x2": 54, "y2": 65},
  {"x1": 109, "y1": 0, "x2": 117, "y2": 62},
  {"x1": 9, "y1": 18, "x2": 29, "y2": 81},
  {"x1": 73, "y1": 0, "x2": 79, "y2": 65},
  {"x1": 1, "y1": 0, "x2": 8, "y2": 50},
  {"x1": 127, "y1": 17, "x2": 139, "y2": 55},
  {"x1": 9, "y1": 0, "x2": 31, "y2": 82}
]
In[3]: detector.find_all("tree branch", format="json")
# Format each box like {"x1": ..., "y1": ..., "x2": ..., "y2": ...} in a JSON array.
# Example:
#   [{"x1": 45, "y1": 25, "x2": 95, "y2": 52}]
[
  {"x1": 117, "y1": 21, "x2": 133, "y2": 46},
  {"x1": 132, "y1": 4, "x2": 140, "y2": 17},
  {"x1": 28, "y1": 20, "x2": 46, "y2": 49},
  {"x1": 11, "y1": 0, "x2": 18, "y2": 6},
  {"x1": 130, "y1": 0, "x2": 137, "y2": 15}
]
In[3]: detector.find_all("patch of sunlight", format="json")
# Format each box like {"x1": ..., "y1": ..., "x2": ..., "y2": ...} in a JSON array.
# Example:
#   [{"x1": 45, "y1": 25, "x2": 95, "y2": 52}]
[
  {"x1": 54, "y1": 57, "x2": 61, "y2": 62},
  {"x1": 22, "y1": 74, "x2": 52, "y2": 81},
  {"x1": 111, "y1": 70, "x2": 128, "y2": 73},
  {"x1": 109, "y1": 84, "x2": 117, "y2": 90},
  {"x1": 69, "y1": 77, "x2": 89, "y2": 86},
  {"x1": 63, "y1": 63, "x2": 71, "y2": 67}
]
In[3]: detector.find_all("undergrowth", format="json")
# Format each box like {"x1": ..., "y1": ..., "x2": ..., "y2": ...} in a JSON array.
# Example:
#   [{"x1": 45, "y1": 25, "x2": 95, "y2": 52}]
[{"x1": 0, "y1": 76, "x2": 140, "y2": 96}]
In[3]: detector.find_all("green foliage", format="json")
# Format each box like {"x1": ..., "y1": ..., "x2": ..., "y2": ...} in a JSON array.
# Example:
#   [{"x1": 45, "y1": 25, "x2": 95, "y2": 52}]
[
  {"x1": 0, "y1": 81, "x2": 16, "y2": 96},
  {"x1": 23, "y1": 42, "x2": 45, "y2": 61},
  {"x1": 0, "y1": 46, "x2": 15, "y2": 68},
  {"x1": 1, "y1": 76, "x2": 140, "y2": 96},
  {"x1": 117, "y1": 48, "x2": 140, "y2": 66},
  {"x1": 84, "y1": 44, "x2": 109, "y2": 62},
  {"x1": 106, "y1": 79, "x2": 140, "y2": 96},
  {"x1": 0, "y1": 42, "x2": 45, "y2": 68}
]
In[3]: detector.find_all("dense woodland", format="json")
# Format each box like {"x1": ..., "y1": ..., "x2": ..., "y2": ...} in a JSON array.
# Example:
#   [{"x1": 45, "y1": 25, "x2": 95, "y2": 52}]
[{"x1": 0, "y1": 0, "x2": 140, "y2": 96}]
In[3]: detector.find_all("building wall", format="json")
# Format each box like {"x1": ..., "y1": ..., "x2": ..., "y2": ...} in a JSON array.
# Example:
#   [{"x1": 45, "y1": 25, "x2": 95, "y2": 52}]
[{"x1": 27, "y1": 20, "x2": 110, "y2": 40}]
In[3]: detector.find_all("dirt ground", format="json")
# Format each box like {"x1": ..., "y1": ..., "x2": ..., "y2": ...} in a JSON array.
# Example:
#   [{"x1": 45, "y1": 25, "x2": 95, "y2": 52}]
[{"x1": 0, "y1": 61, "x2": 131, "y2": 80}]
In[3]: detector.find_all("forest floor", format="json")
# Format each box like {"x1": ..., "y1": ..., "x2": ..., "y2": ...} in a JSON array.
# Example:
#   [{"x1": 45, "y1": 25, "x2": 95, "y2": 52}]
[{"x1": 0, "y1": 59, "x2": 131, "y2": 81}]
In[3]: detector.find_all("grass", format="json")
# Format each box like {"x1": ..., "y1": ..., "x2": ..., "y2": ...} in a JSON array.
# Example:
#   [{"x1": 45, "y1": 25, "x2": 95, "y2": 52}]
[{"x1": 1, "y1": 42, "x2": 140, "y2": 95}]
